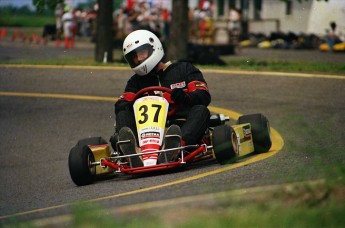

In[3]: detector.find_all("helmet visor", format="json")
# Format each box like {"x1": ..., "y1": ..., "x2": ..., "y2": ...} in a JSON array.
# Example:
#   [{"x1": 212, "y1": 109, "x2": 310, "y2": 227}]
[{"x1": 124, "y1": 44, "x2": 154, "y2": 68}]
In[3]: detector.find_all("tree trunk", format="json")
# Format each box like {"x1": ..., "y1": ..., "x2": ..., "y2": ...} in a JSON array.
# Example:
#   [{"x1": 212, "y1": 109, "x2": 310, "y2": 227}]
[
  {"x1": 167, "y1": 0, "x2": 189, "y2": 61},
  {"x1": 95, "y1": 0, "x2": 113, "y2": 63}
]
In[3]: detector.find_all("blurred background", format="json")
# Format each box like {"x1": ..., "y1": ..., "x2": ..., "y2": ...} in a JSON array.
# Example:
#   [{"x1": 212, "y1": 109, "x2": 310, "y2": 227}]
[{"x1": 0, "y1": 0, "x2": 344, "y2": 64}]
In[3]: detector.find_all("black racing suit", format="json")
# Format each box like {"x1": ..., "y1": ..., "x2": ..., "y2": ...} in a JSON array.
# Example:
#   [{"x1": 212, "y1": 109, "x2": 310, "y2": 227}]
[{"x1": 114, "y1": 61, "x2": 211, "y2": 146}]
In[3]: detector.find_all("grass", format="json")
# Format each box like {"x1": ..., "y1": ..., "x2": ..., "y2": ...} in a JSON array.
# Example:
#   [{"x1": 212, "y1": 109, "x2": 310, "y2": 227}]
[
  {"x1": 0, "y1": 14, "x2": 55, "y2": 27},
  {"x1": 9, "y1": 56, "x2": 103, "y2": 66},
  {"x1": 213, "y1": 58, "x2": 345, "y2": 74},
  {"x1": 5, "y1": 179, "x2": 344, "y2": 227},
  {"x1": 10, "y1": 180, "x2": 343, "y2": 227},
  {"x1": 1, "y1": 53, "x2": 345, "y2": 75}
]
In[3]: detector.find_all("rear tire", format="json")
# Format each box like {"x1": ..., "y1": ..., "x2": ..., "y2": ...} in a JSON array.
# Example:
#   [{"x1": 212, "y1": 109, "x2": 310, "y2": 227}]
[
  {"x1": 68, "y1": 137, "x2": 107, "y2": 186},
  {"x1": 238, "y1": 114, "x2": 272, "y2": 153},
  {"x1": 212, "y1": 125, "x2": 237, "y2": 164}
]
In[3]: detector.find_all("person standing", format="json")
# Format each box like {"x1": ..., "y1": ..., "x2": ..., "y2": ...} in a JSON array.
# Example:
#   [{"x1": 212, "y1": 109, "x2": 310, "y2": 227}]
[
  {"x1": 326, "y1": 21, "x2": 343, "y2": 49},
  {"x1": 62, "y1": 6, "x2": 76, "y2": 48}
]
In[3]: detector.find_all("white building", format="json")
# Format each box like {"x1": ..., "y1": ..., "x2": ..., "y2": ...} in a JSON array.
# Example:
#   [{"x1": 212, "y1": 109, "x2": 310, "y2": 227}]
[{"x1": 214, "y1": 0, "x2": 345, "y2": 38}]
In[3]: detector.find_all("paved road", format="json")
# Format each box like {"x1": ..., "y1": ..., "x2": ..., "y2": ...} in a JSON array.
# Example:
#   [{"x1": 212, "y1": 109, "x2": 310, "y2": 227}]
[{"x1": 0, "y1": 41, "x2": 344, "y2": 222}]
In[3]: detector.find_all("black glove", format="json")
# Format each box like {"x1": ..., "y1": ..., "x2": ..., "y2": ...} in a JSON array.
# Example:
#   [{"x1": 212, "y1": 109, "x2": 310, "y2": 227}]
[
  {"x1": 171, "y1": 88, "x2": 190, "y2": 104},
  {"x1": 115, "y1": 100, "x2": 134, "y2": 114}
]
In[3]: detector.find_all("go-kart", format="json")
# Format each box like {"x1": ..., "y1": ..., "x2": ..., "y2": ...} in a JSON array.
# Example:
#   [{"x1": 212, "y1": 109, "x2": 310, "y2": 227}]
[{"x1": 68, "y1": 86, "x2": 272, "y2": 186}]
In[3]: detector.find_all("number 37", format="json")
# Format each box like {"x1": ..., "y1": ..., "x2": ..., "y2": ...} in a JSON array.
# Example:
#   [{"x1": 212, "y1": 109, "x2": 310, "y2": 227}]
[{"x1": 138, "y1": 104, "x2": 162, "y2": 124}]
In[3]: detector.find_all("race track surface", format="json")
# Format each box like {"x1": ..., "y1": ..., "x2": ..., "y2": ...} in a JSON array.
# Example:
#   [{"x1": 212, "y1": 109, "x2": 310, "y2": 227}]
[{"x1": 0, "y1": 43, "x2": 344, "y2": 222}]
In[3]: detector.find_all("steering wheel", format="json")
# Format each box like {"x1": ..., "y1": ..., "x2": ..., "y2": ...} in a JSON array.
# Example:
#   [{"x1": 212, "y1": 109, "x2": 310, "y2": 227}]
[{"x1": 134, "y1": 86, "x2": 177, "y2": 117}]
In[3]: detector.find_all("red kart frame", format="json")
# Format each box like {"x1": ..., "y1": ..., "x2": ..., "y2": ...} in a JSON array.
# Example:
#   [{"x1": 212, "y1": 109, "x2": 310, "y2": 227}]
[{"x1": 93, "y1": 86, "x2": 214, "y2": 174}]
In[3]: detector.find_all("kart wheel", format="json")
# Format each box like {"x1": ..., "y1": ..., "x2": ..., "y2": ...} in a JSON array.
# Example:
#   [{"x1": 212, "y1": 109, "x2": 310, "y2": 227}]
[
  {"x1": 68, "y1": 137, "x2": 107, "y2": 186},
  {"x1": 212, "y1": 125, "x2": 237, "y2": 164},
  {"x1": 238, "y1": 114, "x2": 272, "y2": 153}
]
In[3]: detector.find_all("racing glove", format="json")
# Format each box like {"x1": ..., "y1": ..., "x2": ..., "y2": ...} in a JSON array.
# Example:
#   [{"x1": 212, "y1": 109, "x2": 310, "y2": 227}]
[
  {"x1": 171, "y1": 88, "x2": 191, "y2": 104},
  {"x1": 115, "y1": 100, "x2": 134, "y2": 114}
]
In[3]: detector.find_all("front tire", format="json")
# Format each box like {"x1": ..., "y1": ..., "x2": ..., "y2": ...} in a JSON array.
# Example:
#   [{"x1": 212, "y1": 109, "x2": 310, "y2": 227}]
[
  {"x1": 212, "y1": 125, "x2": 237, "y2": 164},
  {"x1": 238, "y1": 114, "x2": 272, "y2": 153},
  {"x1": 68, "y1": 137, "x2": 107, "y2": 186}
]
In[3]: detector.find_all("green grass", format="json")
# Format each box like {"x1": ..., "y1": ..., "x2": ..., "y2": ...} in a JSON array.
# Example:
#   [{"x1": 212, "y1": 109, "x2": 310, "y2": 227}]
[
  {"x1": 8, "y1": 57, "x2": 103, "y2": 66},
  {"x1": 0, "y1": 14, "x2": 55, "y2": 27},
  {"x1": 2, "y1": 55, "x2": 345, "y2": 75},
  {"x1": 9, "y1": 180, "x2": 344, "y2": 227},
  {"x1": 214, "y1": 58, "x2": 345, "y2": 74}
]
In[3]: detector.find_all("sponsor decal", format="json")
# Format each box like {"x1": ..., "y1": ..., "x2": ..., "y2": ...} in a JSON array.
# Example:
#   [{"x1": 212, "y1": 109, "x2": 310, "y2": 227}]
[
  {"x1": 195, "y1": 81, "x2": 208, "y2": 89},
  {"x1": 240, "y1": 125, "x2": 252, "y2": 143},
  {"x1": 243, "y1": 125, "x2": 252, "y2": 138},
  {"x1": 170, "y1": 81, "x2": 186, "y2": 89},
  {"x1": 141, "y1": 65, "x2": 147, "y2": 74},
  {"x1": 141, "y1": 126, "x2": 160, "y2": 131},
  {"x1": 141, "y1": 131, "x2": 160, "y2": 140}
]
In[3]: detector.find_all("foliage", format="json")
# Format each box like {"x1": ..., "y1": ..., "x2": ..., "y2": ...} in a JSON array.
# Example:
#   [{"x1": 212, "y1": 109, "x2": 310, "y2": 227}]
[
  {"x1": 75, "y1": 0, "x2": 97, "y2": 10},
  {"x1": 0, "y1": 5, "x2": 35, "y2": 15},
  {"x1": 32, "y1": 0, "x2": 63, "y2": 13},
  {"x1": 0, "y1": 14, "x2": 54, "y2": 27}
]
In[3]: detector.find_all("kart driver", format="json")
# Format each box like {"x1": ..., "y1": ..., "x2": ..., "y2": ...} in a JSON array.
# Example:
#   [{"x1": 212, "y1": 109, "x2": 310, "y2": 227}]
[{"x1": 111, "y1": 29, "x2": 211, "y2": 167}]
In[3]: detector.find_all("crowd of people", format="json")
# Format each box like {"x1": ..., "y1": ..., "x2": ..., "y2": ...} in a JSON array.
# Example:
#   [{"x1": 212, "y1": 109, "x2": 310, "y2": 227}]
[
  {"x1": 112, "y1": 1, "x2": 171, "y2": 44},
  {"x1": 52, "y1": 0, "x2": 244, "y2": 48},
  {"x1": 53, "y1": 0, "x2": 344, "y2": 52},
  {"x1": 113, "y1": 0, "x2": 242, "y2": 45},
  {"x1": 54, "y1": 3, "x2": 97, "y2": 48}
]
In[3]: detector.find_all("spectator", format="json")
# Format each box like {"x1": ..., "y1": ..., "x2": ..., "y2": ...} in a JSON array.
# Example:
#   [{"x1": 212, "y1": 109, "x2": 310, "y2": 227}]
[
  {"x1": 62, "y1": 6, "x2": 77, "y2": 48},
  {"x1": 326, "y1": 21, "x2": 343, "y2": 49},
  {"x1": 228, "y1": 5, "x2": 241, "y2": 35}
]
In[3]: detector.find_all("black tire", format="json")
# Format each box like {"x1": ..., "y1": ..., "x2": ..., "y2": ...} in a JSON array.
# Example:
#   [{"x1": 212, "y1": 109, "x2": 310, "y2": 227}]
[
  {"x1": 212, "y1": 125, "x2": 237, "y2": 164},
  {"x1": 238, "y1": 114, "x2": 272, "y2": 153},
  {"x1": 68, "y1": 137, "x2": 107, "y2": 186}
]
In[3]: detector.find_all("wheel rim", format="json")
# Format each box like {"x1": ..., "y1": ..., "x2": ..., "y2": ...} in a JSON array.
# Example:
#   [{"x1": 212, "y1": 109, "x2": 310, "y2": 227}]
[{"x1": 231, "y1": 130, "x2": 240, "y2": 156}]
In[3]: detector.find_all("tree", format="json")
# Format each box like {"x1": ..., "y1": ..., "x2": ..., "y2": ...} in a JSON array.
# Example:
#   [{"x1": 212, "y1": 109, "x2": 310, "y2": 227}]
[
  {"x1": 95, "y1": 0, "x2": 114, "y2": 63},
  {"x1": 167, "y1": 0, "x2": 189, "y2": 61}
]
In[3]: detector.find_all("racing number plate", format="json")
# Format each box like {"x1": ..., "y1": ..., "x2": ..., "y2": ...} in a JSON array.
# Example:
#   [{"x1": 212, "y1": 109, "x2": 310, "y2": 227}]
[{"x1": 134, "y1": 96, "x2": 169, "y2": 166}]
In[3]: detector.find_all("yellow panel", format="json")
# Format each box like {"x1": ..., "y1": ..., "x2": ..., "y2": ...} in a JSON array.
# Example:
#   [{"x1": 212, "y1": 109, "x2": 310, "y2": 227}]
[
  {"x1": 90, "y1": 144, "x2": 113, "y2": 175},
  {"x1": 232, "y1": 124, "x2": 255, "y2": 157}
]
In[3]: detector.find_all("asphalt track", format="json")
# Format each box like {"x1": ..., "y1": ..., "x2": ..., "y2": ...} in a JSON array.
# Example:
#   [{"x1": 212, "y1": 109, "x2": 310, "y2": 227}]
[
  {"x1": 0, "y1": 61, "x2": 344, "y2": 223},
  {"x1": 0, "y1": 41, "x2": 344, "y2": 222}
]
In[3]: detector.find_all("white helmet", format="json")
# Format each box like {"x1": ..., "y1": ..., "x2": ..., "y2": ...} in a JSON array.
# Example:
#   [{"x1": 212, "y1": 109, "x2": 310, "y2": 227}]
[{"x1": 123, "y1": 30, "x2": 164, "y2": 76}]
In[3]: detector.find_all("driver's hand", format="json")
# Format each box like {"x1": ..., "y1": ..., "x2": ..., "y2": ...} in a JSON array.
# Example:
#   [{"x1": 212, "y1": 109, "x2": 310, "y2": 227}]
[
  {"x1": 171, "y1": 88, "x2": 191, "y2": 104},
  {"x1": 116, "y1": 100, "x2": 134, "y2": 113}
]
